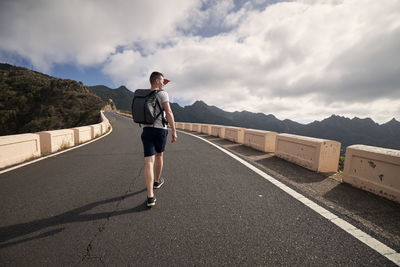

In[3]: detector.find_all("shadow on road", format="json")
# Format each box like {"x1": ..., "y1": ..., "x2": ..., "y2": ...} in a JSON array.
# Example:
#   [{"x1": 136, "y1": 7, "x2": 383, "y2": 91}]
[
  {"x1": 0, "y1": 188, "x2": 147, "y2": 248},
  {"x1": 323, "y1": 184, "x2": 400, "y2": 241},
  {"x1": 255, "y1": 156, "x2": 330, "y2": 184}
]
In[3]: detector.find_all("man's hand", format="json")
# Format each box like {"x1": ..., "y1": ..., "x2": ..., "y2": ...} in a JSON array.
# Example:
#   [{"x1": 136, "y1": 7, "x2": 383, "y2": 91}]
[{"x1": 171, "y1": 131, "x2": 177, "y2": 143}]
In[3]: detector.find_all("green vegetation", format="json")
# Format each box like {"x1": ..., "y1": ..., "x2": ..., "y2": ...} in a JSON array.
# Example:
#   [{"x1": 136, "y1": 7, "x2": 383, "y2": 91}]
[
  {"x1": 59, "y1": 140, "x2": 71, "y2": 151},
  {"x1": 24, "y1": 154, "x2": 41, "y2": 163},
  {"x1": 0, "y1": 64, "x2": 105, "y2": 135},
  {"x1": 338, "y1": 156, "x2": 345, "y2": 173},
  {"x1": 41, "y1": 151, "x2": 51, "y2": 157}
]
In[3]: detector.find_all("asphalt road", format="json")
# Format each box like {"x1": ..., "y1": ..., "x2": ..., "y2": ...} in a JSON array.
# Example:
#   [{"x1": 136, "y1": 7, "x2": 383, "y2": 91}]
[{"x1": 0, "y1": 112, "x2": 397, "y2": 266}]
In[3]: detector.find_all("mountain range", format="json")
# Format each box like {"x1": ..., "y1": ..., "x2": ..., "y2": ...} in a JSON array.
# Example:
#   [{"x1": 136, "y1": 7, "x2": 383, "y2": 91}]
[
  {"x1": 89, "y1": 85, "x2": 400, "y2": 152},
  {"x1": 90, "y1": 85, "x2": 133, "y2": 112},
  {"x1": 7, "y1": 63, "x2": 397, "y2": 153}
]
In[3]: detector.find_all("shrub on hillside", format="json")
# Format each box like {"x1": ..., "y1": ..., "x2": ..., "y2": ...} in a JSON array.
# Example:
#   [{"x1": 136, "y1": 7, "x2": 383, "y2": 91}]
[{"x1": 0, "y1": 65, "x2": 106, "y2": 135}]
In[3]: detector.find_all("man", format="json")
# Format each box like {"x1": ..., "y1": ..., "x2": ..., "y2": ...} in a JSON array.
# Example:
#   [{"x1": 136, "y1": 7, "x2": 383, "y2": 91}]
[{"x1": 141, "y1": 71, "x2": 177, "y2": 207}]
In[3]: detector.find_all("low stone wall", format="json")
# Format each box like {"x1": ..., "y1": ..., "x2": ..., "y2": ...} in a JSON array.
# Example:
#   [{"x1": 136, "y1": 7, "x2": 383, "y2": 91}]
[
  {"x1": 192, "y1": 124, "x2": 201, "y2": 132},
  {"x1": 100, "y1": 121, "x2": 109, "y2": 134},
  {"x1": 90, "y1": 124, "x2": 102, "y2": 138},
  {"x1": 201, "y1": 124, "x2": 212, "y2": 135},
  {"x1": 72, "y1": 126, "x2": 92, "y2": 145},
  {"x1": 211, "y1": 125, "x2": 225, "y2": 138},
  {"x1": 225, "y1": 127, "x2": 245, "y2": 144},
  {"x1": 178, "y1": 123, "x2": 339, "y2": 173},
  {"x1": 275, "y1": 133, "x2": 341, "y2": 173},
  {"x1": 0, "y1": 134, "x2": 41, "y2": 168},
  {"x1": 244, "y1": 129, "x2": 277, "y2": 153},
  {"x1": 184, "y1": 123, "x2": 192, "y2": 131},
  {"x1": 176, "y1": 122, "x2": 185, "y2": 130},
  {"x1": 0, "y1": 111, "x2": 111, "y2": 169},
  {"x1": 343, "y1": 145, "x2": 400, "y2": 203},
  {"x1": 39, "y1": 130, "x2": 75, "y2": 154}
]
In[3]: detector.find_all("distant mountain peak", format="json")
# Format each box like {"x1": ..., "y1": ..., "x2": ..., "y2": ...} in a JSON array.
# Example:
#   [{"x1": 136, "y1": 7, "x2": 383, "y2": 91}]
[
  {"x1": 351, "y1": 117, "x2": 377, "y2": 125},
  {"x1": 329, "y1": 114, "x2": 347, "y2": 120},
  {"x1": 192, "y1": 100, "x2": 207, "y2": 106},
  {"x1": 383, "y1": 117, "x2": 400, "y2": 126},
  {"x1": 320, "y1": 114, "x2": 350, "y2": 124},
  {"x1": 116, "y1": 85, "x2": 129, "y2": 91}
]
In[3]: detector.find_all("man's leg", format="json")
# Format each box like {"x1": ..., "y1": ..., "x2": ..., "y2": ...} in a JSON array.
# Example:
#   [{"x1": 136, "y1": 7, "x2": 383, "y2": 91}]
[
  {"x1": 144, "y1": 155, "x2": 155, "y2": 197},
  {"x1": 154, "y1": 152, "x2": 163, "y2": 182}
]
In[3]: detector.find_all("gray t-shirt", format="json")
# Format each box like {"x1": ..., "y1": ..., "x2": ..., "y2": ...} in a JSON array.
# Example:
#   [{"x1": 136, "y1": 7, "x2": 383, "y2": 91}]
[{"x1": 143, "y1": 89, "x2": 169, "y2": 129}]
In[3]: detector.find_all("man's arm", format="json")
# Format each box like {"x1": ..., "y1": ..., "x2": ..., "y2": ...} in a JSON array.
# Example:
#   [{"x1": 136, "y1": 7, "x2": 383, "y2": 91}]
[{"x1": 162, "y1": 101, "x2": 177, "y2": 143}]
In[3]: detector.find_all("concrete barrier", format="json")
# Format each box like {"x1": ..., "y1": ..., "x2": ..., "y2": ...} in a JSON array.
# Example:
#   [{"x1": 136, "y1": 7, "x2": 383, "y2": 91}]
[
  {"x1": 99, "y1": 111, "x2": 111, "y2": 134},
  {"x1": 275, "y1": 133, "x2": 341, "y2": 173},
  {"x1": 0, "y1": 111, "x2": 110, "y2": 169},
  {"x1": 0, "y1": 134, "x2": 41, "y2": 168},
  {"x1": 72, "y1": 126, "x2": 92, "y2": 145},
  {"x1": 90, "y1": 124, "x2": 102, "y2": 138},
  {"x1": 176, "y1": 122, "x2": 184, "y2": 130},
  {"x1": 224, "y1": 127, "x2": 245, "y2": 144},
  {"x1": 38, "y1": 129, "x2": 75, "y2": 154},
  {"x1": 100, "y1": 121, "x2": 110, "y2": 134},
  {"x1": 343, "y1": 145, "x2": 400, "y2": 203},
  {"x1": 211, "y1": 125, "x2": 225, "y2": 138},
  {"x1": 184, "y1": 123, "x2": 192, "y2": 131},
  {"x1": 244, "y1": 129, "x2": 277, "y2": 153},
  {"x1": 201, "y1": 124, "x2": 212, "y2": 135},
  {"x1": 192, "y1": 124, "x2": 201, "y2": 132}
]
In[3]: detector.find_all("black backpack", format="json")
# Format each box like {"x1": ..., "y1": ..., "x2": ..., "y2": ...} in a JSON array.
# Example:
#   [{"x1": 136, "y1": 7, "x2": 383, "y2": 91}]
[{"x1": 131, "y1": 89, "x2": 167, "y2": 126}]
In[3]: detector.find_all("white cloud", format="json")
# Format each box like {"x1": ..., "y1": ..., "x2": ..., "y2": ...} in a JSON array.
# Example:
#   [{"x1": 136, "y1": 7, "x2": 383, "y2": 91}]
[
  {"x1": 102, "y1": 0, "x2": 400, "y2": 123},
  {"x1": 1, "y1": 0, "x2": 399, "y2": 123},
  {"x1": 0, "y1": 0, "x2": 199, "y2": 71}
]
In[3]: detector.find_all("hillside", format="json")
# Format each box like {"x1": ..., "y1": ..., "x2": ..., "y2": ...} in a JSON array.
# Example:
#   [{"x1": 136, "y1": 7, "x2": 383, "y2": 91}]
[
  {"x1": 0, "y1": 63, "x2": 106, "y2": 135},
  {"x1": 90, "y1": 85, "x2": 133, "y2": 111},
  {"x1": 89, "y1": 84, "x2": 400, "y2": 151}
]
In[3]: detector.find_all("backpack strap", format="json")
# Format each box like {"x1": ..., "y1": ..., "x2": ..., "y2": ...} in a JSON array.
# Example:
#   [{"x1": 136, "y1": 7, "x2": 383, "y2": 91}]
[{"x1": 152, "y1": 91, "x2": 167, "y2": 127}]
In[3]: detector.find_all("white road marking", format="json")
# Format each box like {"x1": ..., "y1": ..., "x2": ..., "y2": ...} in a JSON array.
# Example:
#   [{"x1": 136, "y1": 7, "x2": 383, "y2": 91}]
[
  {"x1": 0, "y1": 125, "x2": 113, "y2": 175},
  {"x1": 179, "y1": 130, "x2": 400, "y2": 266}
]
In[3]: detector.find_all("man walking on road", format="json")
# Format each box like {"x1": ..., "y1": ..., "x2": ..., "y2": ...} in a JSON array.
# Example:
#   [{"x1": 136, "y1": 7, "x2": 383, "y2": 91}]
[{"x1": 141, "y1": 71, "x2": 177, "y2": 207}]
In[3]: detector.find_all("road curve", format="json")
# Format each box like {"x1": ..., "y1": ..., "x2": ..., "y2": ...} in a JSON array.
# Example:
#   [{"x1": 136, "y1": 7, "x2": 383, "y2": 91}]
[{"x1": 0, "y1": 112, "x2": 396, "y2": 266}]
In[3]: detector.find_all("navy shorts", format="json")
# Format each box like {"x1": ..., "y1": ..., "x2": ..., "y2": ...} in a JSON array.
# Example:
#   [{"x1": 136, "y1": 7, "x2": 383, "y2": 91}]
[{"x1": 141, "y1": 127, "x2": 168, "y2": 157}]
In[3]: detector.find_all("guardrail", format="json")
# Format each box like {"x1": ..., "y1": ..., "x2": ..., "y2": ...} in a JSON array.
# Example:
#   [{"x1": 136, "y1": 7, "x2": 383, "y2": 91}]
[
  {"x1": 343, "y1": 145, "x2": 400, "y2": 203},
  {"x1": 244, "y1": 129, "x2": 277, "y2": 153},
  {"x1": 0, "y1": 111, "x2": 111, "y2": 169},
  {"x1": 72, "y1": 126, "x2": 92, "y2": 145},
  {"x1": 211, "y1": 125, "x2": 225, "y2": 139},
  {"x1": 0, "y1": 134, "x2": 41, "y2": 168},
  {"x1": 38, "y1": 129, "x2": 75, "y2": 154},
  {"x1": 225, "y1": 127, "x2": 245, "y2": 144},
  {"x1": 175, "y1": 122, "x2": 400, "y2": 203},
  {"x1": 275, "y1": 133, "x2": 341, "y2": 173}
]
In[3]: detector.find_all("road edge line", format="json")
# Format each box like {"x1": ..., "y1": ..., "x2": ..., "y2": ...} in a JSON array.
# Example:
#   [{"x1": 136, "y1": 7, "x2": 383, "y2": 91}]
[{"x1": 178, "y1": 130, "x2": 400, "y2": 266}]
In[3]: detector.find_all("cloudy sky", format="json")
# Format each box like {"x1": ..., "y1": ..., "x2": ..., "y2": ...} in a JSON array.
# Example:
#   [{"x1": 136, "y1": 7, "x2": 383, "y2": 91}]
[{"x1": 1, "y1": 0, "x2": 399, "y2": 124}]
